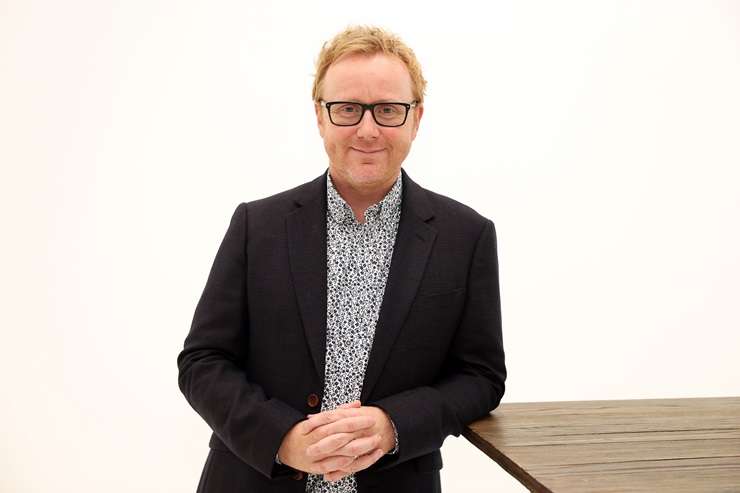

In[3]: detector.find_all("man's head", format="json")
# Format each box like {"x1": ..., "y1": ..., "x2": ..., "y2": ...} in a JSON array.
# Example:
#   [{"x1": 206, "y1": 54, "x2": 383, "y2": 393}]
[{"x1": 313, "y1": 26, "x2": 426, "y2": 196}]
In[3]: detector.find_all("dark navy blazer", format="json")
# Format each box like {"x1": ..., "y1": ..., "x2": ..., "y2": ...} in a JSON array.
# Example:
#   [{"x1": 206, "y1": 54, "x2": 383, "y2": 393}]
[{"x1": 177, "y1": 169, "x2": 506, "y2": 492}]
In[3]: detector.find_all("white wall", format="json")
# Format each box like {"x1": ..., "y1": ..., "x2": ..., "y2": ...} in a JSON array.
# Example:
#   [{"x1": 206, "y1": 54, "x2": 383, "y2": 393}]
[{"x1": 2, "y1": 1, "x2": 738, "y2": 491}]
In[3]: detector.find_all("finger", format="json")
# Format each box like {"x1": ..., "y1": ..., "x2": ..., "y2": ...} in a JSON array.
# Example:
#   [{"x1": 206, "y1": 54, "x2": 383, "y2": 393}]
[
  {"x1": 302, "y1": 410, "x2": 348, "y2": 435},
  {"x1": 305, "y1": 432, "x2": 355, "y2": 459},
  {"x1": 312, "y1": 454, "x2": 354, "y2": 475},
  {"x1": 324, "y1": 469, "x2": 351, "y2": 483},
  {"x1": 302, "y1": 408, "x2": 366, "y2": 435},
  {"x1": 338, "y1": 400, "x2": 361, "y2": 409},
  {"x1": 309, "y1": 416, "x2": 375, "y2": 441},
  {"x1": 322, "y1": 448, "x2": 385, "y2": 481},
  {"x1": 342, "y1": 448, "x2": 385, "y2": 474},
  {"x1": 301, "y1": 412, "x2": 334, "y2": 435},
  {"x1": 330, "y1": 434, "x2": 382, "y2": 459},
  {"x1": 309, "y1": 406, "x2": 367, "y2": 421}
]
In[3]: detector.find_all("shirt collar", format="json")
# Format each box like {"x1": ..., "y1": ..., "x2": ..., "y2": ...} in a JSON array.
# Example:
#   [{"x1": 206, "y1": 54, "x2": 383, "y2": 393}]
[{"x1": 327, "y1": 172, "x2": 403, "y2": 225}]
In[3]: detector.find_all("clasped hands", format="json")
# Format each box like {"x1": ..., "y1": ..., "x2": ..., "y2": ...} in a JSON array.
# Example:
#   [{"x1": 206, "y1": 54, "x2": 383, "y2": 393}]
[{"x1": 277, "y1": 400, "x2": 395, "y2": 482}]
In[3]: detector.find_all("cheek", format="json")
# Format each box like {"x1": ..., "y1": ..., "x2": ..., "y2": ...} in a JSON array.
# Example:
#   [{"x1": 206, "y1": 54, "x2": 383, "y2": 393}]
[
  {"x1": 387, "y1": 132, "x2": 412, "y2": 154},
  {"x1": 323, "y1": 134, "x2": 347, "y2": 160},
  {"x1": 326, "y1": 130, "x2": 355, "y2": 151},
  {"x1": 326, "y1": 127, "x2": 348, "y2": 140}
]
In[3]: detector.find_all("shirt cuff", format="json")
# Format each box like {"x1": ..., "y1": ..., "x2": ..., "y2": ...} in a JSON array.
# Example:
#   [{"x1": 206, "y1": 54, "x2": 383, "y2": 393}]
[{"x1": 387, "y1": 416, "x2": 399, "y2": 455}]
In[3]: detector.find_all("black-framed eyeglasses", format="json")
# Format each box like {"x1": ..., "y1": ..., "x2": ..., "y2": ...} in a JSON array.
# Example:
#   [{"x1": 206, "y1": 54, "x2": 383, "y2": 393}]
[{"x1": 320, "y1": 100, "x2": 418, "y2": 127}]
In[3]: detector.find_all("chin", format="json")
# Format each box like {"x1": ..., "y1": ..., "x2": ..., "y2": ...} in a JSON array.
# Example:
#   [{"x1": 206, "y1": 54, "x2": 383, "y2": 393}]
[
  {"x1": 332, "y1": 157, "x2": 398, "y2": 190},
  {"x1": 350, "y1": 168, "x2": 393, "y2": 187}
]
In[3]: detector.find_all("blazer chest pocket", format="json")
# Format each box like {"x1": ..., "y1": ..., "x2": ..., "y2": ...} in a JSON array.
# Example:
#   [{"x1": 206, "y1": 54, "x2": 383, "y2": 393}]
[
  {"x1": 398, "y1": 287, "x2": 465, "y2": 350},
  {"x1": 415, "y1": 286, "x2": 463, "y2": 301}
]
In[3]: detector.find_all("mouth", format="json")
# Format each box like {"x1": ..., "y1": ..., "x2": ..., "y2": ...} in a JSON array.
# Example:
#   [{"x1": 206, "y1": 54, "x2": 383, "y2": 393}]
[{"x1": 351, "y1": 147, "x2": 385, "y2": 154}]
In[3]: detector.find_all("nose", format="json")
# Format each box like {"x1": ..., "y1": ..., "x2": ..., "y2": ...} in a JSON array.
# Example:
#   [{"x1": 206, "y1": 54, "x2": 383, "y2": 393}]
[{"x1": 356, "y1": 108, "x2": 380, "y2": 139}]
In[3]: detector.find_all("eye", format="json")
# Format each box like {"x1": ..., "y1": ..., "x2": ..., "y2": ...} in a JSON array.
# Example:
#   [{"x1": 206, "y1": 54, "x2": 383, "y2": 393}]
[
  {"x1": 376, "y1": 104, "x2": 401, "y2": 115},
  {"x1": 335, "y1": 104, "x2": 360, "y2": 113}
]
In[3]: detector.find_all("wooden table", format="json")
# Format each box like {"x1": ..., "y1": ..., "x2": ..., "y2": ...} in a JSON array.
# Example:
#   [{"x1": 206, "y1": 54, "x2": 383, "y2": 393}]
[{"x1": 463, "y1": 397, "x2": 740, "y2": 492}]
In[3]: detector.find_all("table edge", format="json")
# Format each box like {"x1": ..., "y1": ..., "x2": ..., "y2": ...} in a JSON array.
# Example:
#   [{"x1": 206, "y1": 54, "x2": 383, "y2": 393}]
[{"x1": 462, "y1": 426, "x2": 552, "y2": 493}]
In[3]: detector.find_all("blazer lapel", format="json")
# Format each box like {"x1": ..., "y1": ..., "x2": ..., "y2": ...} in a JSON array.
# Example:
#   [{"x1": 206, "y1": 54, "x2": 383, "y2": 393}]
[
  {"x1": 286, "y1": 173, "x2": 328, "y2": 386},
  {"x1": 361, "y1": 170, "x2": 437, "y2": 402}
]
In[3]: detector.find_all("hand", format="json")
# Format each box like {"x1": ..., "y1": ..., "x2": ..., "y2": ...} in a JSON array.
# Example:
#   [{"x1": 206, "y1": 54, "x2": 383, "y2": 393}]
[
  {"x1": 277, "y1": 401, "x2": 376, "y2": 475},
  {"x1": 304, "y1": 402, "x2": 396, "y2": 482}
]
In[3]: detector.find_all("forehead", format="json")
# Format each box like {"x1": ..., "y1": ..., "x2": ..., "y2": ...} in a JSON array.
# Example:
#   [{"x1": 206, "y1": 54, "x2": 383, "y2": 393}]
[{"x1": 322, "y1": 53, "x2": 414, "y2": 101}]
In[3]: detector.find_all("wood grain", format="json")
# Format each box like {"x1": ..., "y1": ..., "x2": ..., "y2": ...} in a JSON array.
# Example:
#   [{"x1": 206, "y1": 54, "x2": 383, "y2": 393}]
[{"x1": 463, "y1": 397, "x2": 740, "y2": 492}]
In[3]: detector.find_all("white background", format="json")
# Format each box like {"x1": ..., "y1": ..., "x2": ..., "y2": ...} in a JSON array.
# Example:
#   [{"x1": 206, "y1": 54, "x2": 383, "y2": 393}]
[{"x1": 2, "y1": 1, "x2": 739, "y2": 491}]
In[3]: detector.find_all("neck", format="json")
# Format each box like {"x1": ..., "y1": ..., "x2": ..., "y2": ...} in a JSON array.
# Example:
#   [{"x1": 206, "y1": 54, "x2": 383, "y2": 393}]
[{"x1": 329, "y1": 172, "x2": 397, "y2": 224}]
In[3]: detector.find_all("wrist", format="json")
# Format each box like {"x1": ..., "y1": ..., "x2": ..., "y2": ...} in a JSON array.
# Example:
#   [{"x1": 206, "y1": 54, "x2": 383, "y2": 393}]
[{"x1": 375, "y1": 407, "x2": 399, "y2": 454}]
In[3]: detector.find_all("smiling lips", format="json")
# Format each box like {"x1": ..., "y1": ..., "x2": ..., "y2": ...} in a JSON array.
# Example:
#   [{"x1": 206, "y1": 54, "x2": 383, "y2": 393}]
[{"x1": 351, "y1": 147, "x2": 384, "y2": 154}]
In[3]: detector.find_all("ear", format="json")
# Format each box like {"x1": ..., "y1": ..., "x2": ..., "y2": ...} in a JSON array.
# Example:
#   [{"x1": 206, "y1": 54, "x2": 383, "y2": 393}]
[{"x1": 315, "y1": 102, "x2": 325, "y2": 138}]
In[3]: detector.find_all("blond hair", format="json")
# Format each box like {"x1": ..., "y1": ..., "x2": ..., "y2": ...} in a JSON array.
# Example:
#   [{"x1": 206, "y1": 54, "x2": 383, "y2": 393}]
[{"x1": 312, "y1": 26, "x2": 427, "y2": 103}]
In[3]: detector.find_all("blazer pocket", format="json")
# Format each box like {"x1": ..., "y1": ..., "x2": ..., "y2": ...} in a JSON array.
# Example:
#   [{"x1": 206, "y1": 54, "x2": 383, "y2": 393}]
[
  {"x1": 396, "y1": 288, "x2": 465, "y2": 352},
  {"x1": 412, "y1": 287, "x2": 465, "y2": 313},
  {"x1": 415, "y1": 286, "x2": 464, "y2": 300}
]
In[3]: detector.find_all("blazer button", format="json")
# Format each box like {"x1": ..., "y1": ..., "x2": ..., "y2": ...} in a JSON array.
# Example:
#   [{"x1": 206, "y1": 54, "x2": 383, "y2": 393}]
[
  {"x1": 307, "y1": 393, "x2": 320, "y2": 408},
  {"x1": 292, "y1": 471, "x2": 305, "y2": 481}
]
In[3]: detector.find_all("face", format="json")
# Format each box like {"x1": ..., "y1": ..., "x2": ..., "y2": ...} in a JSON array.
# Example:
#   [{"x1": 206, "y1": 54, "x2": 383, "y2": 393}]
[{"x1": 316, "y1": 53, "x2": 423, "y2": 195}]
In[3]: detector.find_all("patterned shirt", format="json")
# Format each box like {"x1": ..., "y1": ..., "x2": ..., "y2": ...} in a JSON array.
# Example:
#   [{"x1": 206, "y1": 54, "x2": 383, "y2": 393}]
[{"x1": 305, "y1": 173, "x2": 403, "y2": 493}]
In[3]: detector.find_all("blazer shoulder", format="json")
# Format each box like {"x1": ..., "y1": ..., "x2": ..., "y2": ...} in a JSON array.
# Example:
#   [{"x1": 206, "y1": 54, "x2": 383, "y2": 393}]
[
  {"x1": 421, "y1": 186, "x2": 493, "y2": 234},
  {"x1": 234, "y1": 174, "x2": 324, "y2": 224},
  {"x1": 248, "y1": 178, "x2": 317, "y2": 210}
]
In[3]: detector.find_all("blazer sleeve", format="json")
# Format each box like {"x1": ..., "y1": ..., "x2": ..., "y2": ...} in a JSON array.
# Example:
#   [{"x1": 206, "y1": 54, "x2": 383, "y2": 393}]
[
  {"x1": 369, "y1": 219, "x2": 506, "y2": 468},
  {"x1": 177, "y1": 203, "x2": 305, "y2": 479}
]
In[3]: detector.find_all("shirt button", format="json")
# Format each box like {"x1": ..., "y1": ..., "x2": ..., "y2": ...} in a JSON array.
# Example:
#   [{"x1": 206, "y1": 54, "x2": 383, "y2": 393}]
[
  {"x1": 307, "y1": 393, "x2": 320, "y2": 408},
  {"x1": 292, "y1": 471, "x2": 305, "y2": 481}
]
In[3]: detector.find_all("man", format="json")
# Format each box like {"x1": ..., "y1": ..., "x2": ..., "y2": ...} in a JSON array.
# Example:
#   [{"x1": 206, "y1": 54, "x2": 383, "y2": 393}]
[{"x1": 178, "y1": 26, "x2": 506, "y2": 493}]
